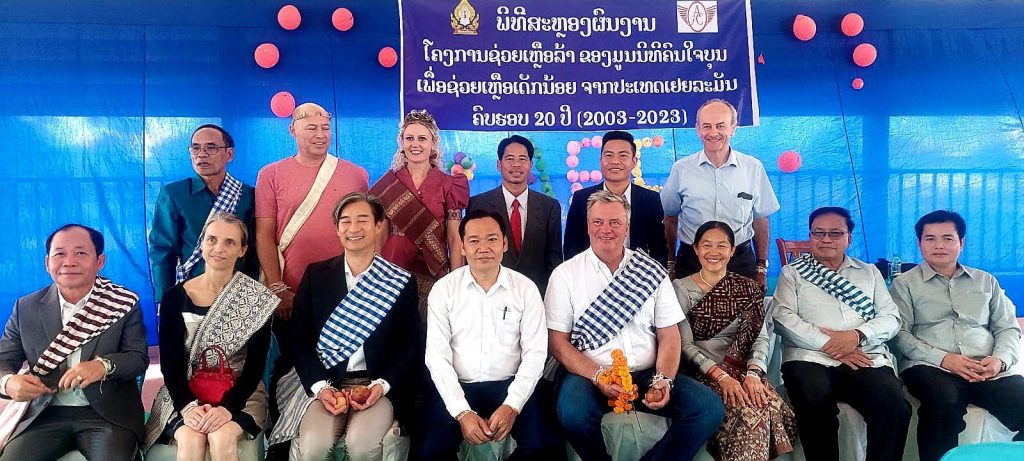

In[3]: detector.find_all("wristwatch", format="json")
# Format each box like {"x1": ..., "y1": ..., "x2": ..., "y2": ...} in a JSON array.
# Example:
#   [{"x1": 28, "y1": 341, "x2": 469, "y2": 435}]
[
  {"x1": 756, "y1": 258, "x2": 769, "y2": 268},
  {"x1": 96, "y1": 356, "x2": 116, "y2": 377}
]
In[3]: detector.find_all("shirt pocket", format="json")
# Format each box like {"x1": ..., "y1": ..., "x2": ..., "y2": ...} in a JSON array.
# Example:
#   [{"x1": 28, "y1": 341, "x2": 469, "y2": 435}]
[
  {"x1": 957, "y1": 291, "x2": 992, "y2": 325},
  {"x1": 497, "y1": 306, "x2": 524, "y2": 348}
]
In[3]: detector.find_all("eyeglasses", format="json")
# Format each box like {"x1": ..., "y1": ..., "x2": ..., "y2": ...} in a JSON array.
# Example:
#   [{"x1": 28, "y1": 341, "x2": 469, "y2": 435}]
[
  {"x1": 810, "y1": 230, "x2": 848, "y2": 239},
  {"x1": 189, "y1": 145, "x2": 228, "y2": 156}
]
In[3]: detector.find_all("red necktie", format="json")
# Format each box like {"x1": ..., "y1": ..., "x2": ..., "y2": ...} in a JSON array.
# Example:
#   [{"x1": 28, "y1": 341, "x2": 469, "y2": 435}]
[{"x1": 511, "y1": 199, "x2": 522, "y2": 252}]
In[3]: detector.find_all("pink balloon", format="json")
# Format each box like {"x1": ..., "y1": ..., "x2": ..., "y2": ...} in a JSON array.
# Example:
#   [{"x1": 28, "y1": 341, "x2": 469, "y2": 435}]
[
  {"x1": 570, "y1": 182, "x2": 584, "y2": 194},
  {"x1": 278, "y1": 5, "x2": 301, "y2": 30},
  {"x1": 853, "y1": 43, "x2": 877, "y2": 67},
  {"x1": 566, "y1": 140, "x2": 581, "y2": 156},
  {"x1": 841, "y1": 13, "x2": 864, "y2": 37},
  {"x1": 652, "y1": 135, "x2": 664, "y2": 148},
  {"x1": 451, "y1": 164, "x2": 465, "y2": 175},
  {"x1": 579, "y1": 171, "x2": 591, "y2": 183},
  {"x1": 270, "y1": 91, "x2": 295, "y2": 118},
  {"x1": 566, "y1": 170, "x2": 579, "y2": 182},
  {"x1": 566, "y1": 156, "x2": 580, "y2": 168},
  {"x1": 852, "y1": 77, "x2": 865, "y2": 90},
  {"x1": 254, "y1": 43, "x2": 280, "y2": 69},
  {"x1": 793, "y1": 14, "x2": 816, "y2": 41},
  {"x1": 332, "y1": 8, "x2": 355, "y2": 32},
  {"x1": 378, "y1": 47, "x2": 398, "y2": 68},
  {"x1": 590, "y1": 170, "x2": 602, "y2": 183},
  {"x1": 590, "y1": 135, "x2": 602, "y2": 147},
  {"x1": 581, "y1": 137, "x2": 592, "y2": 148},
  {"x1": 777, "y1": 150, "x2": 802, "y2": 173}
]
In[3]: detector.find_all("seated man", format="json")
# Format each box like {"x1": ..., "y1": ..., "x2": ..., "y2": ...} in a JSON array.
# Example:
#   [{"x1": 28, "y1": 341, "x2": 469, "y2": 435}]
[
  {"x1": 271, "y1": 193, "x2": 421, "y2": 461},
  {"x1": 547, "y1": 191, "x2": 724, "y2": 461},
  {"x1": 417, "y1": 210, "x2": 560, "y2": 461},
  {"x1": 0, "y1": 224, "x2": 149, "y2": 460},
  {"x1": 891, "y1": 210, "x2": 1024, "y2": 461},
  {"x1": 771, "y1": 206, "x2": 911, "y2": 461}
]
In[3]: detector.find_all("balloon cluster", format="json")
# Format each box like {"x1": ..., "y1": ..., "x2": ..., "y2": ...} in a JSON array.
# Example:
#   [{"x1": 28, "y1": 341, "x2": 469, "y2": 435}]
[
  {"x1": 259, "y1": 5, "x2": 398, "y2": 117},
  {"x1": 565, "y1": 135, "x2": 603, "y2": 195},
  {"x1": 791, "y1": 12, "x2": 876, "y2": 89},
  {"x1": 446, "y1": 152, "x2": 478, "y2": 182},
  {"x1": 631, "y1": 135, "x2": 663, "y2": 192}
]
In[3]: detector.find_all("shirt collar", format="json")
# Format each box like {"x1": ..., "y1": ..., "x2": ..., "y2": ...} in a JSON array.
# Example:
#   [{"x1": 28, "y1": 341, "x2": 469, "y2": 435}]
[
  {"x1": 190, "y1": 175, "x2": 210, "y2": 195},
  {"x1": 920, "y1": 261, "x2": 972, "y2": 281},
  {"x1": 501, "y1": 186, "x2": 528, "y2": 209},
  {"x1": 696, "y1": 149, "x2": 740, "y2": 168},
  {"x1": 462, "y1": 265, "x2": 509, "y2": 295},
  {"x1": 602, "y1": 182, "x2": 632, "y2": 200},
  {"x1": 814, "y1": 255, "x2": 861, "y2": 270},
  {"x1": 56, "y1": 286, "x2": 93, "y2": 310},
  {"x1": 585, "y1": 246, "x2": 633, "y2": 277}
]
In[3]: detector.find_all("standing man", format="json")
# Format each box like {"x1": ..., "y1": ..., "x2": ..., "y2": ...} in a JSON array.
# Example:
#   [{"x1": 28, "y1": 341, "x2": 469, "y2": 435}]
[
  {"x1": 273, "y1": 193, "x2": 421, "y2": 461},
  {"x1": 547, "y1": 191, "x2": 724, "y2": 461},
  {"x1": 149, "y1": 124, "x2": 259, "y2": 301},
  {"x1": 891, "y1": 210, "x2": 1024, "y2": 461},
  {"x1": 466, "y1": 135, "x2": 562, "y2": 294},
  {"x1": 417, "y1": 210, "x2": 561, "y2": 460},
  {"x1": 255, "y1": 102, "x2": 369, "y2": 456},
  {"x1": 771, "y1": 207, "x2": 911, "y2": 461},
  {"x1": 0, "y1": 224, "x2": 149, "y2": 460},
  {"x1": 564, "y1": 130, "x2": 668, "y2": 266},
  {"x1": 661, "y1": 99, "x2": 779, "y2": 283}
]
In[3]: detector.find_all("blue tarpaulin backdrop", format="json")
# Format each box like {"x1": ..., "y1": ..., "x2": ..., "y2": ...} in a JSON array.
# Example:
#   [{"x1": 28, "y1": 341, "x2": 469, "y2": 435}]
[{"x1": 1, "y1": 1, "x2": 1023, "y2": 344}]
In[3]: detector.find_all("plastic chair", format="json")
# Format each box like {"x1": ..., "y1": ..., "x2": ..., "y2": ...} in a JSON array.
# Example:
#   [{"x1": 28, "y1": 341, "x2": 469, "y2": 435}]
[{"x1": 775, "y1": 238, "x2": 813, "y2": 264}]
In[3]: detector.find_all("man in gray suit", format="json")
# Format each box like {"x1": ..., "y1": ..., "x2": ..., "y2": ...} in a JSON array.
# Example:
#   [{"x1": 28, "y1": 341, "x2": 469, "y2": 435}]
[
  {"x1": 467, "y1": 135, "x2": 563, "y2": 295},
  {"x1": 0, "y1": 224, "x2": 148, "y2": 460}
]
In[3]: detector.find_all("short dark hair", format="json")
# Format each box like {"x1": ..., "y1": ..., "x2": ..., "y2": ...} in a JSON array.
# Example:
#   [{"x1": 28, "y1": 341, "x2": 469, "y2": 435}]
[
  {"x1": 601, "y1": 130, "x2": 636, "y2": 155},
  {"x1": 497, "y1": 135, "x2": 534, "y2": 161},
  {"x1": 332, "y1": 192, "x2": 386, "y2": 225},
  {"x1": 915, "y1": 210, "x2": 966, "y2": 240},
  {"x1": 693, "y1": 221, "x2": 735, "y2": 247},
  {"x1": 192, "y1": 124, "x2": 235, "y2": 148},
  {"x1": 459, "y1": 209, "x2": 507, "y2": 240},
  {"x1": 46, "y1": 224, "x2": 105, "y2": 256},
  {"x1": 808, "y1": 206, "x2": 855, "y2": 233}
]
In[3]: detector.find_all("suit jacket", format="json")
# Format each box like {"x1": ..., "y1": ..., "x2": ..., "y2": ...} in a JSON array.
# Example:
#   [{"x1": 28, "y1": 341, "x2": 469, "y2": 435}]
[
  {"x1": 0, "y1": 284, "x2": 149, "y2": 443},
  {"x1": 467, "y1": 187, "x2": 563, "y2": 295},
  {"x1": 291, "y1": 255, "x2": 422, "y2": 425},
  {"x1": 563, "y1": 182, "x2": 668, "y2": 266}
]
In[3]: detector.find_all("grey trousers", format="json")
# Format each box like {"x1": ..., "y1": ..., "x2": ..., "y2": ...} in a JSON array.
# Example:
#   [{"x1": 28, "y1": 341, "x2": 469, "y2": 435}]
[{"x1": 1, "y1": 405, "x2": 138, "y2": 461}]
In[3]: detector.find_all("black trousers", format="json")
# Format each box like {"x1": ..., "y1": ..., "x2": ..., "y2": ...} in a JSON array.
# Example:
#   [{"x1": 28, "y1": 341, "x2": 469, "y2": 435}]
[
  {"x1": 781, "y1": 361, "x2": 911, "y2": 461},
  {"x1": 0, "y1": 406, "x2": 138, "y2": 461},
  {"x1": 412, "y1": 378, "x2": 563, "y2": 461},
  {"x1": 903, "y1": 365, "x2": 1024, "y2": 461},
  {"x1": 675, "y1": 239, "x2": 757, "y2": 280}
]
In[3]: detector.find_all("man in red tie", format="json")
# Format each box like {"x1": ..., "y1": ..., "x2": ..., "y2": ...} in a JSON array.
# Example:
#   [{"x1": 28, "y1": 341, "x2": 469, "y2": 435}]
[{"x1": 467, "y1": 135, "x2": 563, "y2": 295}]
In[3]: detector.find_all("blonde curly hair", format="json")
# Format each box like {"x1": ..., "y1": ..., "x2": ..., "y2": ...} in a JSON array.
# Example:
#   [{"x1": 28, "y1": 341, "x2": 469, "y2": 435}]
[{"x1": 389, "y1": 109, "x2": 445, "y2": 172}]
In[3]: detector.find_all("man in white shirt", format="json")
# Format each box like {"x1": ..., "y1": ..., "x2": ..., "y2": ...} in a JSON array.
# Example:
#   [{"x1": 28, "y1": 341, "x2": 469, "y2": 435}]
[
  {"x1": 547, "y1": 191, "x2": 724, "y2": 461},
  {"x1": 417, "y1": 209, "x2": 559, "y2": 460},
  {"x1": 771, "y1": 206, "x2": 910, "y2": 461}
]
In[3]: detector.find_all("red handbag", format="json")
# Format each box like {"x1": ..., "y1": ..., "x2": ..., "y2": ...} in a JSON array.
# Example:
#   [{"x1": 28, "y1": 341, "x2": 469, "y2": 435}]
[{"x1": 188, "y1": 345, "x2": 236, "y2": 405}]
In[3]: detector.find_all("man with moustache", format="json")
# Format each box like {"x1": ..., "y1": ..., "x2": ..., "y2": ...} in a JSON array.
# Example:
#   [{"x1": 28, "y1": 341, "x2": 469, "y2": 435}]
[
  {"x1": 771, "y1": 206, "x2": 910, "y2": 461},
  {"x1": 467, "y1": 135, "x2": 562, "y2": 294},
  {"x1": 416, "y1": 210, "x2": 559, "y2": 461},
  {"x1": 547, "y1": 191, "x2": 723, "y2": 461},
  {"x1": 564, "y1": 130, "x2": 668, "y2": 266},
  {"x1": 149, "y1": 124, "x2": 259, "y2": 301},
  {"x1": 661, "y1": 99, "x2": 779, "y2": 284},
  {"x1": 255, "y1": 102, "x2": 370, "y2": 457},
  {"x1": 0, "y1": 224, "x2": 148, "y2": 460},
  {"x1": 272, "y1": 193, "x2": 420, "y2": 461},
  {"x1": 890, "y1": 210, "x2": 1024, "y2": 461}
]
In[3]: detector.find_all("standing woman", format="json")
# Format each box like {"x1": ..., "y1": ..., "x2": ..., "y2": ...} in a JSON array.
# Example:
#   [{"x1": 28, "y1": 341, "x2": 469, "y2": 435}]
[
  {"x1": 369, "y1": 109, "x2": 469, "y2": 320},
  {"x1": 144, "y1": 212, "x2": 279, "y2": 461},
  {"x1": 674, "y1": 221, "x2": 797, "y2": 461}
]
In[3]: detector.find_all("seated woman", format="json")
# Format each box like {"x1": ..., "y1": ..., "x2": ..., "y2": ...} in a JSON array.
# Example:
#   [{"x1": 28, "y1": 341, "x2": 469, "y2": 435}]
[
  {"x1": 674, "y1": 221, "x2": 797, "y2": 461},
  {"x1": 144, "y1": 212, "x2": 279, "y2": 461},
  {"x1": 369, "y1": 109, "x2": 468, "y2": 321}
]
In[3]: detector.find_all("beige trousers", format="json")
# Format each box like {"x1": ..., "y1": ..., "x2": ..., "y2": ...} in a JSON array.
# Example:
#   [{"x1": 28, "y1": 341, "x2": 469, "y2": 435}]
[{"x1": 289, "y1": 396, "x2": 395, "y2": 461}]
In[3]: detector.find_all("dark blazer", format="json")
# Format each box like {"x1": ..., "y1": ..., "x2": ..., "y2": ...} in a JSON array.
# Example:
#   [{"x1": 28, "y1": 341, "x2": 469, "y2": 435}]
[
  {"x1": 0, "y1": 284, "x2": 149, "y2": 444},
  {"x1": 291, "y1": 255, "x2": 422, "y2": 424},
  {"x1": 563, "y1": 182, "x2": 668, "y2": 266},
  {"x1": 467, "y1": 187, "x2": 563, "y2": 295}
]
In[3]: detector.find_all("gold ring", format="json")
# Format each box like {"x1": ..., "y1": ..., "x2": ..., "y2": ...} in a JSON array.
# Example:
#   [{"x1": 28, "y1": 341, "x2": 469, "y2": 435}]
[{"x1": 75, "y1": 375, "x2": 83, "y2": 381}]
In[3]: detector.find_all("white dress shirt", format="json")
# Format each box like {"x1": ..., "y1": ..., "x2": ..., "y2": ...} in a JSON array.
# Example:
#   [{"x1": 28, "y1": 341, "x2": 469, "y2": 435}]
[
  {"x1": 661, "y1": 149, "x2": 780, "y2": 245},
  {"x1": 545, "y1": 248, "x2": 684, "y2": 370},
  {"x1": 310, "y1": 257, "x2": 391, "y2": 397},
  {"x1": 502, "y1": 185, "x2": 529, "y2": 233},
  {"x1": 426, "y1": 266, "x2": 548, "y2": 418},
  {"x1": 770, "y1": 256, "x2": 901, "y2": 369},
  {"x1": 52, "y1": 289, "x2": 92, "y2": 406}
]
